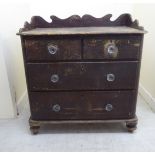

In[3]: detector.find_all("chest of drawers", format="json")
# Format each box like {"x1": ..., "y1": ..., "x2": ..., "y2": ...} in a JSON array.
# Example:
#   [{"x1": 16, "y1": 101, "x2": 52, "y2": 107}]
[{"x1": 17, "y1": 14, "x2": 146, "y2": 134}]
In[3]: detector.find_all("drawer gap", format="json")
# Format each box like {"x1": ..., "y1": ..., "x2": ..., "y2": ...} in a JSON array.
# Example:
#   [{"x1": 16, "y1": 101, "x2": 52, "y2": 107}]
[
  {"x1": 29, "y1": 89, "x2": 137, "y2": 93},
  {"x1": 26, "y1": 59, "x2": 139, "y2": 63},
  {"x1": 81, "y1": 38, "x2": 84, "y2": 59}
]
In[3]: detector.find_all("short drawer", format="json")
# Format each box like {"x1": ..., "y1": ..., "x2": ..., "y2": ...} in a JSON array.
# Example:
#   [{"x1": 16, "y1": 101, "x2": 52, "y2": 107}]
[
  {"x1": 83, "y1": 35, "x2": 142, "y2": 60},
  {"x1": 29, "y1": 91, "x2": 137, "y2": 120},
  {"x1": 27, "y1": 62, "x2": 139, "y2": 91},
  {"x1": 24, "y1": 37, "x2": 81, "y2": 61}
]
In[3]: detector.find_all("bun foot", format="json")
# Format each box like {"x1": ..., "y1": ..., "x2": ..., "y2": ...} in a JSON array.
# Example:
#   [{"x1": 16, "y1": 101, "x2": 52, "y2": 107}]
[
  {"x1": 30, "y1": 126, "x2": 40, "y2": 135},
  {"x1": 29, "y1": 118, "x2": 41, "y2": 135},
  {"x1": 126, "y1": 119, "x2": 138, "y2": 133}
]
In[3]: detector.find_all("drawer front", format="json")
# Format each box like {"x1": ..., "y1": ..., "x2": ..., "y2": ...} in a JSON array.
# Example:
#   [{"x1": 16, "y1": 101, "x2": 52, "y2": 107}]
[
  {"x1": 83, "y1": 35, "x2": 142, "y2": 60},
  {"x1": 24, "y1": 37, "x2": 81, "y2": 61},
  {"x1": 27, "y1": 62, "x2": 139, "y2": 91},
  {"x1": 29, "y1": 91, "x2": 137, "y2": 120}
]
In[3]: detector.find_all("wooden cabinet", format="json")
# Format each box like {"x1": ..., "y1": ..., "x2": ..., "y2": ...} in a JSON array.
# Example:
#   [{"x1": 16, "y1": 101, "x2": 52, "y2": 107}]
[{"x1": 17, "y1": 14, "x2": 146, "y2": 134}]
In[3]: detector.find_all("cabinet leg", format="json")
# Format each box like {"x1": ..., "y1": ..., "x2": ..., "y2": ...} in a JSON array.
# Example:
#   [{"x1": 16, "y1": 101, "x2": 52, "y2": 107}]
[
  {"x1": 126, "y1": 119, "x2": 138, "y2": 133},
  {"x1": 29, "y1": 118, "x2": 40, "y2": 135},
  {"x1": 30, "y1": 126, "x2": 40, "y2": 135}
]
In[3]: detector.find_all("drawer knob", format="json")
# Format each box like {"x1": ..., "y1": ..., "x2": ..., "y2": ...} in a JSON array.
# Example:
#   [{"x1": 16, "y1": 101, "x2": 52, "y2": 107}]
[
  {"x1": 52, "y1": 104, "x2": 61, "y2": 112},
  {"x1": 47, "y1": 44, "x2": 58, "y2": 55},
  {"x1": 105, "y1": 104, "x2": 113, "y2": 112},
  {"x1": 51, "y1": 74, "x2": 59, "y2": 83},
  {"x1": 107, "y1": 73, "x2": 115, "y2": 82},
  {"x1": 105, "y1": 43, "x2": 118, "y2": 58}
]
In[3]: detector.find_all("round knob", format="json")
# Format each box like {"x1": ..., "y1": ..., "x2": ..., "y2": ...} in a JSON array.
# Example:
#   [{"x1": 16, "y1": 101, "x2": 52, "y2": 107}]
[
  {"x1": 105, "y1": 43, "x2": 118, "y2": 58},
  {"x1": 107, "y1": 73, "x2": 115, "y2": 82},
  {"x1": 105, "y1": 104, "x2": 113, "y2": 112},
  {"x1": 51, "y1": 74, "x2": 59, "y2": 83},
  {"x1": 47, "y1": 44, "x2": 58, "y2": 55},
  {"x1": 52, "y1": 104, "x2": 61, "y2": 112}
]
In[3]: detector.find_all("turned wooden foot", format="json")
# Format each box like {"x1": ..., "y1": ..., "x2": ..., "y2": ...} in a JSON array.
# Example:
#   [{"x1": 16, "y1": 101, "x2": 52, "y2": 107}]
[
  {"x1": 126, "y1": 119, "x2": 138, "y2": 133},
  {"x1": 30, "y1": 126, "x2": 40, "y2": 135},
  {"x1": 29, "y1": 118, "x2": 41, "y2": 135}
]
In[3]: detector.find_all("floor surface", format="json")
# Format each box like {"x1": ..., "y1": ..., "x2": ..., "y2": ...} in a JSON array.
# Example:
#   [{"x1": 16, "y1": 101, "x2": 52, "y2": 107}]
[{"x1": 0, "y1": 95, "x2": 155, "y2": 152}]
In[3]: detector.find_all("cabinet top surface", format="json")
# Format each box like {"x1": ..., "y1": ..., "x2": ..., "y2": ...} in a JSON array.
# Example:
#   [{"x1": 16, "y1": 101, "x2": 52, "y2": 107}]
[{"x1": 17, "y1": 26, "x2": 146, "y2": 36}]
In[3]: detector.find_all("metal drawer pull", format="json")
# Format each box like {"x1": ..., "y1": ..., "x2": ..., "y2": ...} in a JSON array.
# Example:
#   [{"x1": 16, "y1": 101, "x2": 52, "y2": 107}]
[
  {"x1": 51, "y1": 74, "x2": 59, "y2": 83},
  {"x1": 105, "y1": 43, "x2": 118, "y2": 58},
  {"x1": 47, "y1": 44, "x2": 58, "y2": 55},
  {"x1": 105, "y1": 104, "x2": 113, "y2": 112},
  {"x1": 52, "y1": 104, "x2": 61, "y2": 112}
]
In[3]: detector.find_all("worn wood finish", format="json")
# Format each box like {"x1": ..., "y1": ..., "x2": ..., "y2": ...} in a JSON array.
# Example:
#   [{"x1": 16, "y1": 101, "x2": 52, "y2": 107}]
[
  {"x1": 18, "y1": 26, "x2": 146, "y2": 36},
  {"x1": 29, "y1": 90, "x2": 137, "y2": 120},
  {"x1": 83, "y1": 35, "x2": 142, "y2": 60},
  {"x1": 27, "y1": 62, "x2": 139, "y2": 91},
  {"x1": 24, "y1": 35, "x2": 143, "y2": 62},
  {"x1": 25, "y1": 37, "x2": 81, "y2": 61},
  {"x1": 17, "y1": 14, "x2": 146, "y2": 134}
]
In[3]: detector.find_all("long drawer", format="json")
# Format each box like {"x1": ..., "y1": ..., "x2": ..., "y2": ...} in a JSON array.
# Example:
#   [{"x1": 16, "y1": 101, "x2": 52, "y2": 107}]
[
  {"x1": 29, "y1": 91, "x2": 137, "y2": 120},
  {"x1": 27, "y1": 61, "x2": 139, "y2": 91}
]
